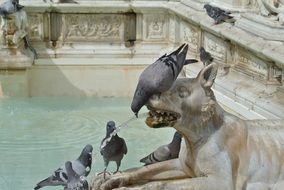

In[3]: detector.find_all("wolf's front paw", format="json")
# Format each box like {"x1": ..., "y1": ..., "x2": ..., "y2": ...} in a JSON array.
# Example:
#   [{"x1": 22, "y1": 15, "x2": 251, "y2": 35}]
[{"x1": 100, "y1": 173, "x2": 131, "y2": 190}]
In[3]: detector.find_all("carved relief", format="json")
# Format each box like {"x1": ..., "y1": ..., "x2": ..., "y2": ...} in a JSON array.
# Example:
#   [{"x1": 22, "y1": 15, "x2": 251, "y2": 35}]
[
  {"x1": 235, "y1": 48, "x2": 269, "y2": 82},
  {"x1": 27, "y1": 14, "x2": 43, "y2": 41},
  {"x1": 204, "y1": 33, "x2": 227, "y2": 62},
  {"x1": 181, "y1": 21, "x2": 200, "y2": 53},
  {"x1": 63, "y1": 14, "x2": 124, "y2": 42},
  {"x1": 144, "y1": 14, "x2": 167, "y2": 40}
]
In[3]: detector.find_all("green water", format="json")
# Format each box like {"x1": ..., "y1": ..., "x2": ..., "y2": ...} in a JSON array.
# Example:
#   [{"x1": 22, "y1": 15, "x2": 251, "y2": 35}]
[{"x1": 0, "y1": 97, "x2": 176, "y2": 190}]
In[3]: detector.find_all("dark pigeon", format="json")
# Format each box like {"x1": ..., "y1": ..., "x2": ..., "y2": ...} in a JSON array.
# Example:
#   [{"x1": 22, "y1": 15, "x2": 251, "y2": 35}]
[
  {"x1": 131, "y1": 44, "x2": 198, "y2": 117},
  {"x1": 34, "y1": 144, "x2": 93, "y2": 190},
  {"x1": 100, "y1": 121, "x2": 127, "y2": 179},
  {"x1": 140, "y1": 131, "x2": 182, "y2": 165},
  {"x1": 0, "y1": 0, "x2": 24, "y2": 18},
  {"x1": 203, "y1": 4, "x2": 235, "y2": 24},
  {"x1": 64, "y1": 161, "x2": 89, "y2": 190},
  {"x1": 199, "y1": 47, "x2": 213, "y2": 66}
]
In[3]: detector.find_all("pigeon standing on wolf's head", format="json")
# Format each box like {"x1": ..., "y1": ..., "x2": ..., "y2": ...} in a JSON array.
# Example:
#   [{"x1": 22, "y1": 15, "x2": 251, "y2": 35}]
[
  {"x1": 199, "y1": 47, "x2": 213, "y2": 66},
  {"x1": 64, "y1": 161, "x2": 89, "y2": 190},
  {"x1": 140, "y1": 131, "x2": 182, "y2": 165},
  {"x1": 203, "y1": 4, "x2": 235, "y2": 24},
  {"x1": 131, "y1": 44, "x2": 198, "y2": 117},
  {"x1": 100, "y1": 121, "x2": 128, "y2": 179},
  {"x1": 0, "y1": 0, "x2": 24, "y2": 18},
  {"x1": 34, "y1": 144, "x2": 93, "y2": 190}
]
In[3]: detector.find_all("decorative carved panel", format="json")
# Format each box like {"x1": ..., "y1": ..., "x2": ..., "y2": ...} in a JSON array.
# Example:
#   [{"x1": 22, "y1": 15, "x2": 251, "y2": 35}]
[
  {"x1": 235, "y1": 48, "x2": 269, "y2": 82},
  {"x1": 62, "y1": 14, "x2": 125, "y2": 42},
  {"x1": 181, "y1": 21, "x2": 200, "y2": 54},
  {"x1": 203, "y1": 32, "x2": 228, "y2": 63},
  {"x1": 27, "y1": 14, "x2": 44, "y2": 41},
  {"x1": 144, "y1": 14, "x2": 167, "y2": 41}
]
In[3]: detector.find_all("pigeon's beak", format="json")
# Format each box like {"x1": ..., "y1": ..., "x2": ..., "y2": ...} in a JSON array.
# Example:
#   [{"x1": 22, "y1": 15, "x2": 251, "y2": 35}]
[
  {"x1": 135, "y1": 112, "x2": 138, "y2": 118},
  {"x1": 88, "y1": 152, "x2": 92, "y2": 155}
]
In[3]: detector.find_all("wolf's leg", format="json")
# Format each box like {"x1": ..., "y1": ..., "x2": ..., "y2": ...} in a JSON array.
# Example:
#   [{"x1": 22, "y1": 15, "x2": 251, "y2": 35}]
[
  {"x1": 95, "y1": 159, "x2": 188, "y2": 190},
  {"x1": 103, "y1": 176, "x2": 233, "y2": 190}
]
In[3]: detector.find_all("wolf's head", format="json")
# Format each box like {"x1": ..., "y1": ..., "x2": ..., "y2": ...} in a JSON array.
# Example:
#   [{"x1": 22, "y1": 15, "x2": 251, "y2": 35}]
[{"x1": 145, "y1": 63, "x2": 218, "y2": 130}]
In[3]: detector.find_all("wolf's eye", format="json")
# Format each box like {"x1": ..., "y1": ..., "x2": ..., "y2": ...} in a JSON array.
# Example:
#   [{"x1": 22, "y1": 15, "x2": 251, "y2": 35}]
[{"x1": 178, "y1": 86, "x2": 189, "y2": 98}]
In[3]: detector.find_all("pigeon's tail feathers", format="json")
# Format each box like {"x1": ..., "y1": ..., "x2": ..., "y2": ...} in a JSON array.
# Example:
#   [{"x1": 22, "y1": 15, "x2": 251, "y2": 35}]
[
  {"x1": 169, "y1": 43, "x2": 186, "y2": 56},
  {"x1": 16, "y1": 4, "x2": 24, "y2": 10},
  {"x1": 139, "y1": 155, "x2": 151, "y2": 165},
  {"x1": 34, "y1": 176, "x2": 53, "y2": 190},
  {"x1": 221, "y1": 14, "x2": 235, "y2": 23},
  {"x1": 140, "y1": 152, "x2": 159, "y2": 165},
  {"x1": 184, "y1": 59, "x2": 198, "y2": 65}
]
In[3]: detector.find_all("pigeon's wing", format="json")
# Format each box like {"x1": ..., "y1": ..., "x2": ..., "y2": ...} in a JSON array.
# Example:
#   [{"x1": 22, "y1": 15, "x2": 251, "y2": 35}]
[
  {"x1": 70, "y1": 159, "x2": 87, "y2": 177},
  {"x1": 122, "y1": 138, "x2": 128, "y2": 155},
  {"x1": 140, "y1": 145, "x2": 170, "y2": 165},
  {"x1": 155, "y1": 146, "x2": 172, "y2": 161},
  {"x1": 34, "y1": 168, "x2": 67, "y2": 190}
]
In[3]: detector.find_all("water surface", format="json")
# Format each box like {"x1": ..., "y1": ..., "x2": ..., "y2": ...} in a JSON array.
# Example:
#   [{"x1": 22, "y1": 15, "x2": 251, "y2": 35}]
[{"x1": 0, "y1": 97, "x2": 175, "y2": 190}]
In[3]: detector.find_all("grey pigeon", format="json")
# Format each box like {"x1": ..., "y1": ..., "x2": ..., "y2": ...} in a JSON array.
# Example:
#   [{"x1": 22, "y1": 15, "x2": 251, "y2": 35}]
[
  {"x1": 140, "y1": 131, "x2": 182, "y2": 165},
  {"x1": 199, "y1": 47, "x2": 213, "y2": 66},
  {"x1": 0, "y1": 0, "x2": 24, "y2": 18},
  {"x1": 100, "y1": 121, "x2": 127, "y2": 179},
  {"x1": 64, "y1": 161, "x2": 89, "y2": 190},
  {"x1": 203, "y1": 4, "x2": 235, "y2": 24},
  {"x1": 131, "y1": 44, "x2": 198, "y2": 117},
  {"x1": 34, "y1": 144, "x2": 93, "y2": 190}
]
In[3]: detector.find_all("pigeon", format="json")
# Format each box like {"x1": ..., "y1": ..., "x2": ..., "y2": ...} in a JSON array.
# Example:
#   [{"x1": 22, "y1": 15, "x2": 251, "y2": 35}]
[
  {"x1": 100, "y1": 121, "x2": 127, "y2": 179},
  {"x1": 140, "y1": 131, "x2": 182, "y2": 165},
  {"x1": 0, "y1": 0, "x2": 24, "y2": 18},
  {"x1": 199, "y1": 47, "x2": 213, "y2": 66},
  {"x1": 131, "y1": 44, "x2": 198, "y2": 117},
  {"x1": 43, "y1": 0, "x2": 78, "y2": 3},
  {"x1": 34, "y1": 144, "x2": 93, "y2": 190},
  {"x1": 64, "y1": 161, "x2": 89, "y2": 190},
  {"x1": 203, "y1": 4, "x2": 235, "y2": 24}
]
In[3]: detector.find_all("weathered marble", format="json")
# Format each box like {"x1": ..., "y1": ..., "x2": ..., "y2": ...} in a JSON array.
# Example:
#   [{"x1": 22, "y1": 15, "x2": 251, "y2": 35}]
[{"x1": 0, "y1": 9, "x2": 34, "y2": 69}]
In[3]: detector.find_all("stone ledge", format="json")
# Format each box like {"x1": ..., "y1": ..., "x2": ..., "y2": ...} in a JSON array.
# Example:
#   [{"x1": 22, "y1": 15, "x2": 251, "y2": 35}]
[
  {"x1": 185, "y1": 63, "x2": 284, "y2": 119},
  {"x1": 21, "y1": 0, "x2": 284, "y2": 69}
]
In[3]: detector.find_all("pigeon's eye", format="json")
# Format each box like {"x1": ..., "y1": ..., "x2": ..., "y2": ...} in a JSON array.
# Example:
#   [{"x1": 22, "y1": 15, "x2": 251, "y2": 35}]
[{"x1": 178, "y1": 86, "x2": 189, "y2": 98}]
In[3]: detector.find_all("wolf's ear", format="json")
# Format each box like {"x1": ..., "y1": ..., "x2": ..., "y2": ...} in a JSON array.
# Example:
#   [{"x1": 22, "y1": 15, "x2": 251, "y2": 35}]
[{"x1": 197, "y1": 63, "x2": 218, "y2": 89}]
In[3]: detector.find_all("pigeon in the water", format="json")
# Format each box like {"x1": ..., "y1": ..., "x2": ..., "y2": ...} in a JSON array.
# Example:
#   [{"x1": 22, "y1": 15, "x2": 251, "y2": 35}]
[
  {"x1": 131, "y1": 44, "x2": 198, "y2": 117},
  {"x1": 64, "y1": 161, "x2": 89, "y2": 190},
  {"x1": 203, "y1": 4, "x2": 235, "y2": 24},
  {"x1": 0, "y1": 0, "x2": 24, "y2": 18},
  {"x1": 100, "y1": 121, "x2": 128, "y2": 179},
  {"x1": 199, "y1": 47, "x2": 213, "y2": 66},
  {"x1": 43, "y1": 0, "x2": 78, "y2": 3},
  {"x1": 140, "y1": 131, "x2": 182, "y2": 165},
  {"x1": 34, "y1": 144, "x2": 93, "y2": 190}
]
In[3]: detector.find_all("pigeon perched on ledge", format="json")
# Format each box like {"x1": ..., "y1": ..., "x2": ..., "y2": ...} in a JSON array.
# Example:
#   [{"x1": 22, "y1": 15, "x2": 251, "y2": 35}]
[
  {"x1": 131, "y1": 44, "x2": 198, "y2": 117},
  {"x1": 34, "y1": 144, "x2": 93, "y2": 190},
  {"x1": 140, "y1": 131, "x2": 182, "y2": 165},
  {"x1": 100, "y1": 121, "x2": 128, "y2": 179},
  {"x1": 0, "y1": 0, "x2": 24, "y2": 18},
  {"x1": 64, "y1": 161, "x2": 89, "y2": 190},
  {"x1": 203, "y1": 4, "x2": 235, "y2": 24},
  {"x1": 199, "y1": 47, "x2": 213, "y2": 66}
]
